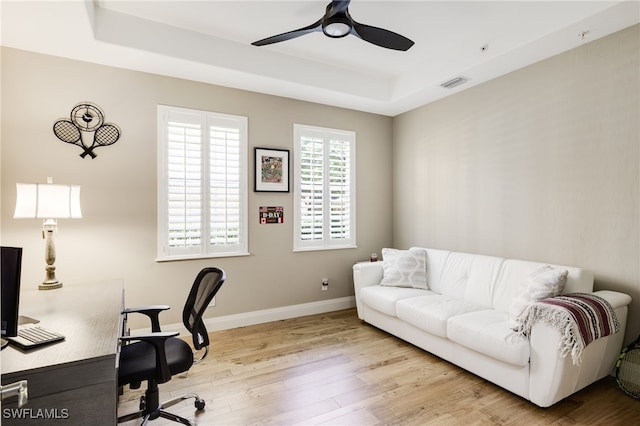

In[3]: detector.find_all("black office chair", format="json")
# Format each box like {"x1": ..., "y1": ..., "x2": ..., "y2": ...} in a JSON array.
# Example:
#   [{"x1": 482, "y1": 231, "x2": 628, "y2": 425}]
[{"x1": 118, "y1": 267, "x2": 226, "y2": 425}]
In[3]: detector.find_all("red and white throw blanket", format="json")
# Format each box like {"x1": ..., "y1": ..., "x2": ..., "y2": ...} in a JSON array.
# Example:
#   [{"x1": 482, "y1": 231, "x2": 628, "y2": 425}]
[{"x1": 515, "y1": 293, "x2": 620, "y2": 365}]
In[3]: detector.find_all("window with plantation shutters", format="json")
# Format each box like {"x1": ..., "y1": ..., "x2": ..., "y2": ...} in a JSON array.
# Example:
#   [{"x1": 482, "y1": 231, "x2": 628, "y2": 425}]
[
  {"x1": 293, "y1": 124, "x2": 356, "y2": 251},
  {"x1": 157, "y1": 105, "x2": 248, "y2": 260}
]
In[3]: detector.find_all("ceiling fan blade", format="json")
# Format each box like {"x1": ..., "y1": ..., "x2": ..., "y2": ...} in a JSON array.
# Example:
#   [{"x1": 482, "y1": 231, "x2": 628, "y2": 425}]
[
  {"x1": 252, "y1": 19, "x2": 322, "y2": 46},
  {"x1": 351, "y1": 22, "x2": 414, "y2": 51}
]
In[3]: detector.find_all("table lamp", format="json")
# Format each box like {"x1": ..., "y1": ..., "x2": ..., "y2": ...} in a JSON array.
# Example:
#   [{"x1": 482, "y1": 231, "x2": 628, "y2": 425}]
[{"x1": 13, "y1": 177, "x2": 82, "y2": 290}]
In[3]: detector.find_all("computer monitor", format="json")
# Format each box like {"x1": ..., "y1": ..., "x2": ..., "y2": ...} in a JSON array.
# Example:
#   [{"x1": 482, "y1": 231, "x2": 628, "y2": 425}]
[{"x1": 1, "y1": 246, "x2": 23, "y2": 345}]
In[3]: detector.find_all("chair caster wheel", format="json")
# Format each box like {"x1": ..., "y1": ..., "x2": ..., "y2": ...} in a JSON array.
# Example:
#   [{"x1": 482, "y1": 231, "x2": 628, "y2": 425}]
[{"x1": 195, "y1": 398, "x2": 205, "y2": 411}]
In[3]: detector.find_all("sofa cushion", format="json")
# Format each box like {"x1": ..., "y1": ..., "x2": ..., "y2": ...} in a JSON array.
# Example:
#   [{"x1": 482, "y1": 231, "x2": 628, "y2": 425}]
[
  {"x1": 436, "y1": 252, "x2": 475, "y2": 298},
  {"x1": 463, "y1": 254, "x2": 505, "y2": 307},
  {"x1": 424, "y1": 248, "x2": 450, "y2": 291},
  {"x1": 380, "y1": 247, "x2": 428, "y2": 289},
  {"x1": 433, "y1": 252, "x2": 505, "y2": 304},
  {"x1": 360, "y1": 286, "x2": 431, "y2": 317},
  {"x1": 447, "y1": 310, "x2": 530, "y2": 367},
  {"x1": 508, "y1": 266, "x2": 568, "y2": 324},
  {"x1": 396, "y1": 295, "x2": 491, "y2": 338},
  {"x1": 492, "y1": 259, "x2": 594, "y2": 313}
]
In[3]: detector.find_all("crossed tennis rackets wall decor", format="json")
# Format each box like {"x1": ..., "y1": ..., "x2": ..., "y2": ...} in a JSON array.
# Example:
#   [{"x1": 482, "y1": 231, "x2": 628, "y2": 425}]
[{"x1": 53, "y1": 102, "x2": 121, "y2": 159}]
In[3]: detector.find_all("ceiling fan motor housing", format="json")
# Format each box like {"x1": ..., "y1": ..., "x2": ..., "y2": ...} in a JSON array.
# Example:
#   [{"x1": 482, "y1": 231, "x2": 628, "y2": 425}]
[{"x1": 323, "y1": 13, "x2": 352, "y2": 38}]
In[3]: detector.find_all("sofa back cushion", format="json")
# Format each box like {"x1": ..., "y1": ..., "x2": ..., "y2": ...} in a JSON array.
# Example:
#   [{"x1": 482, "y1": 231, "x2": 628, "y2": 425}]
[
  {"x1": 492, "y1": 259, "x2": 594, "y2": 312},
  {"x1": 435, "y1": 252, "x2": 474, "y2": 297},
  {"x1": 423, "y1": 248, "x2": 450, "y2": 292},
  {"x1": 464, "y1": 254, "x2": 506, "y2": 307},
  {"x1": 436, "y1": 251, "x2": 504, "y2": 307}
]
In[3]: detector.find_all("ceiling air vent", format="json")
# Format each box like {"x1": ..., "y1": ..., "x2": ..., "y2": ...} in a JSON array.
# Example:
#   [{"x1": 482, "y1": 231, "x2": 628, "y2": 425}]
[{"x1": 440, "y1": 76, "x2": 469, "y2": 89}]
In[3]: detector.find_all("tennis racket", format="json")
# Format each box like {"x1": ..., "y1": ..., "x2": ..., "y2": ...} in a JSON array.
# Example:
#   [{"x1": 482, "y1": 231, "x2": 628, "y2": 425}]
[
  {"x1": 80, "y1": 123, "x2": 121, "y2": 158},
  {"x1": 616, "y1": 334, "x2": 640, "y2": 399},
  {"x1": 53, "y1": 119, "x2": 95, "y2": 157}
]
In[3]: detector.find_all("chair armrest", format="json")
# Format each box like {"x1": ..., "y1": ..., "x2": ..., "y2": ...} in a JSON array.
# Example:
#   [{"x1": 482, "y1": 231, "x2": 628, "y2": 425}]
[
  {"x1": 122, "y1": 305, "x2": 170, "y2": 332},
  {"x1": 120, "y1": 331, "x2": 179, "y2": 383}
]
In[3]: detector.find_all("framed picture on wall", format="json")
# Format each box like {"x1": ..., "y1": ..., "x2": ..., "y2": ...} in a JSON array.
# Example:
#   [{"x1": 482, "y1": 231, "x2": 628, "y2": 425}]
[{"x1": 254, "y1": 147, "x2": 290, "y2": 192}]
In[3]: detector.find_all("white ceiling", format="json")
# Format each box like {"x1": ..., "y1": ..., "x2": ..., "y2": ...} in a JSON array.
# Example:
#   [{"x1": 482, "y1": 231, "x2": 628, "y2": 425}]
[{"x1": 1, "y1": 1, "x2": 638, "y2": 116}]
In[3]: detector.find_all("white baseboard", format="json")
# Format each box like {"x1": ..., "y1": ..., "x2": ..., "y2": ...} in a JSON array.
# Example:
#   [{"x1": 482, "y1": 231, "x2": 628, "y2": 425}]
[{"x1": 131, "y1": 296, "x2": 356, "y2": 337}]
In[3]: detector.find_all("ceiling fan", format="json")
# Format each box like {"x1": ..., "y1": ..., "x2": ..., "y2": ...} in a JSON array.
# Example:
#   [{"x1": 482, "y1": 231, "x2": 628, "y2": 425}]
[{"x1": 251, "y1": 0, "x2": 414, "y2": 51}]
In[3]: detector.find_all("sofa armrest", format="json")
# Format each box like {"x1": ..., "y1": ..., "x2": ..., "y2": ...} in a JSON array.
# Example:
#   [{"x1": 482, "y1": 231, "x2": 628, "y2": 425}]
[
  {"x1": 592, "y1": 290, "x2": 632, "y2": 309},
  {"x1": 353, "y1": 261, "x2": 384, "y2": 289},
  {"x1": 353, "y1": 261, "x2": 384, "y2": 319},
  {"x1": 528, "y1": 290, "x2": 631, "y2": 407}
]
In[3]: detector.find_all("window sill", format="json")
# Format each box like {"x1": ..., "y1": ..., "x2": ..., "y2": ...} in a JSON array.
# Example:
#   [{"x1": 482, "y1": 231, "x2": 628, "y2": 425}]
[
  {"x1": 156, "y1": 252, "x2": 251, "y2": 262},
  {"x1": 293, "y1": 244, "x2": 358, "y2": 253}
]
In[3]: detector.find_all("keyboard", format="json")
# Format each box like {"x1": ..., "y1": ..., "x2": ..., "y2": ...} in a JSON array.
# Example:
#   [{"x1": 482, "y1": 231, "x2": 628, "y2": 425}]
[{"x1": 8, "y1": 325, "x2": 65, "y2": 349}]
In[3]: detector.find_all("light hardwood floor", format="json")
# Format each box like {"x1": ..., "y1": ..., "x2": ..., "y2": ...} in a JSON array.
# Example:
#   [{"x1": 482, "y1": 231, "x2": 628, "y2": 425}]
[{"x1": 118, "y1": 309, "x2": 639, "y2": 425}]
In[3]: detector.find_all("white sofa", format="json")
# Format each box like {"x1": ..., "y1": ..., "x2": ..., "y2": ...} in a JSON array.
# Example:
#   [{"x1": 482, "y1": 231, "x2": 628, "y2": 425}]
[{"x1": 353, "y1": 247, "x2": 631, "y2": 407}]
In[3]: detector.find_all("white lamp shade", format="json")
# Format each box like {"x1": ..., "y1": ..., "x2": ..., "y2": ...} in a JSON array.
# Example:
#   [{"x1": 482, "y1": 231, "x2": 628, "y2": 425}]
[{"x1": 14, "y1": 183, "x2": 82, "y2": 219}]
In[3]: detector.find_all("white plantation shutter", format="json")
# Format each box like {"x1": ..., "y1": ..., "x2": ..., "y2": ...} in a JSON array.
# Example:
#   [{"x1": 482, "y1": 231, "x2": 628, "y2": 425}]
[
  {"x1": 158, "y1": 106, "x2": 248, "y2": 260},
  {"x1": 299, "y1": 136, "x2": 324, "y2": 241},
  {"x1": 167, "y1": 114, "x2": 202, "y2": 252},
  {"x1": 208, "y1": 119, "x2": 242, "y2": 251},
  {"x1": 329, "y1": 138, "x2": 352, "y2": 240},
  {"x1": 294, "y1": 124, "x2": 356, "y2": 251}
]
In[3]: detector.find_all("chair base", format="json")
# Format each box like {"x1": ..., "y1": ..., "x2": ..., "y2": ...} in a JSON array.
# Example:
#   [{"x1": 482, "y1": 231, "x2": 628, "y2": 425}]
[{"x1": 118, "y1": 392, "x2": 205, "y2": 425}]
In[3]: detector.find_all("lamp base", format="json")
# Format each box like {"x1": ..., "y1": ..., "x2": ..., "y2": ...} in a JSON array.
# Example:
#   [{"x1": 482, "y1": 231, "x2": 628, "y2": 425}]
[{"x1": 39, "y1": 281, "x2": 63, "y2": 290}]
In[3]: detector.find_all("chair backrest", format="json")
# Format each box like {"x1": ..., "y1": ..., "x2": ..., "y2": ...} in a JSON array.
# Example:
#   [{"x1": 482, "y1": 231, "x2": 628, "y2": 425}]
[{"x1": 182, "y1": 267, "x2": 226, "y2": 351}]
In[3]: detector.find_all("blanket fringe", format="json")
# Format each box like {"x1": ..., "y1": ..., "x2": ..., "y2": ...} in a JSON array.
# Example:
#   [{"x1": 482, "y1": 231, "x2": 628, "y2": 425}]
[{"x1": 515, "y1": 304, "x2": 585, "y2": 365}]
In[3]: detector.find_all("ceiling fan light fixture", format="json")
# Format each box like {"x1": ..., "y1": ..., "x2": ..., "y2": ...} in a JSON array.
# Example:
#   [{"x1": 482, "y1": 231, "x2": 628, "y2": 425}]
[{"x1": 323, "y1": 15, "x2": 352, "y2": 38}]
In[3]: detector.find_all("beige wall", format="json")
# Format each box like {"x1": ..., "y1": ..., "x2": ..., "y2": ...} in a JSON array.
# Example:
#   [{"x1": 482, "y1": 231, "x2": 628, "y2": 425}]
[
  {"x1": 0, "y1": 47, "x2": 394, "y2": 328},
  {"x1": 2, "y1": 25, "x2": 638, "y2": 341},
  {"x1": 393, "y1": 25, "x2": 640, "y2": 343}
]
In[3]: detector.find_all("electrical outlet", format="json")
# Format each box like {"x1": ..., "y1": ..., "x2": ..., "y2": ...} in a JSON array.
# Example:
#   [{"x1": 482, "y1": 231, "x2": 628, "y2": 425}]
[{"x1": 322, "y1": 277, "x2": 329, "y2": 291}]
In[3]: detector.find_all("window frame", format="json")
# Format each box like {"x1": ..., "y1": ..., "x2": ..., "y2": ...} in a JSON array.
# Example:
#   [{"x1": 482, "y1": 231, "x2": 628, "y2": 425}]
[
  {"x1": 157, "y1": 105, "x2": 249, "y2": 261},
  {"x1": 293, "y1": 123, "x2": 357, "y2": 252}
]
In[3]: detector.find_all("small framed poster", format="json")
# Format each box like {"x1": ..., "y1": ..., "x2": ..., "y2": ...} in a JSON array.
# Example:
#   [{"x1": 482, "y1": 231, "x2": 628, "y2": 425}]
[
  {"x1": 255, "y1": 147, "x2": 289, "y2": 192},
  {"x1": 259, "y1": 206, "x2": 284, "y2": 224}
]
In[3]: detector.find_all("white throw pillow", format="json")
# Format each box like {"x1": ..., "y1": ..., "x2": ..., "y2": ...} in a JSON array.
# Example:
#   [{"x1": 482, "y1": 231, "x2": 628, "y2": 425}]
[
  {"x1": 508, "y1": 265, "x2": 568, "y2": 323},
  {"x1": 380, "y1": 248, "x2": 428, "y2": 289}
]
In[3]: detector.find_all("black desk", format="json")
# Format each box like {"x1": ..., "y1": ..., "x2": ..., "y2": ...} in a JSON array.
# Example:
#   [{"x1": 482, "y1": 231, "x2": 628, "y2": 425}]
[{"x1": 1, "y1": 280, "x2": 124, "y2": 425}]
